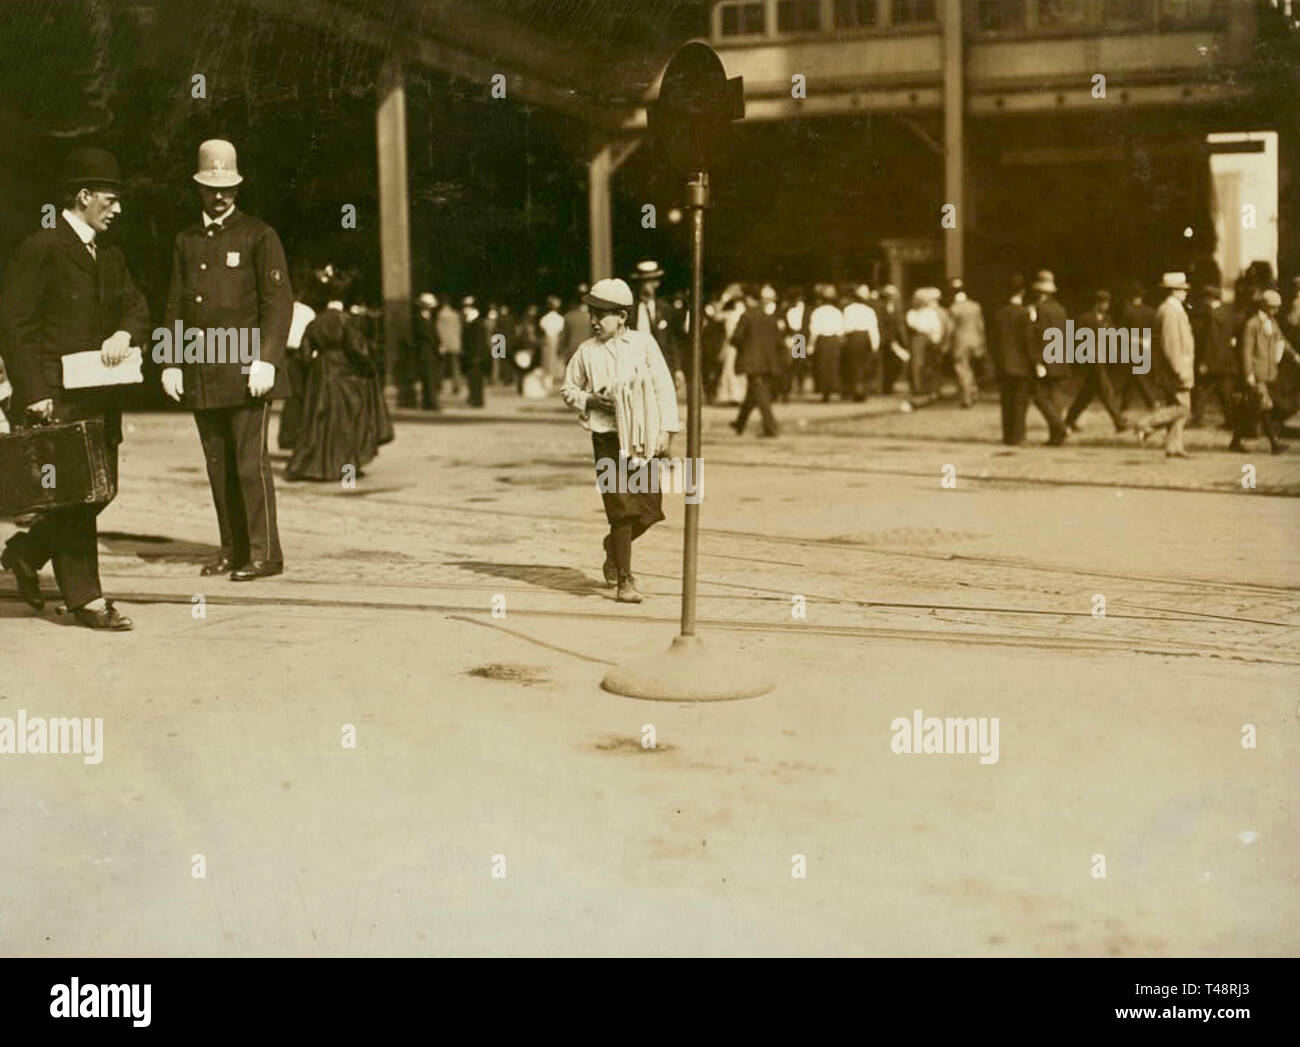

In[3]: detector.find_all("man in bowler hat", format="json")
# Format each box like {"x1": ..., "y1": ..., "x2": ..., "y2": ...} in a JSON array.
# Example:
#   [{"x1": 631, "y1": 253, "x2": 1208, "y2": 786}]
[
  {"x1": 162, "y1": 139, "x2": 293, "y2": 580},
  {"x1": 0, "y1": 147, "x2": 149, "y2": 630}
]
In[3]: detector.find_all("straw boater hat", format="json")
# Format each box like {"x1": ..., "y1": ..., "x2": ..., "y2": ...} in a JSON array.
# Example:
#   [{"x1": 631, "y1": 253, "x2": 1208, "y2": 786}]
[
  {"x1": 582, "y1": 278, "x2": 634, "y2": 312},
  {"x1": 1160, "y1": 271, "x2": 1191, "y2": 291},
  {"x1": 631, "y1": 260, "x2": 665, "y2": 281},
  {"x1": 193, "y1": 139, "x2": 243, "y2": 188},
  {"x1": 1032, "y1": 270, "x2": 1057, "y2": 294}
]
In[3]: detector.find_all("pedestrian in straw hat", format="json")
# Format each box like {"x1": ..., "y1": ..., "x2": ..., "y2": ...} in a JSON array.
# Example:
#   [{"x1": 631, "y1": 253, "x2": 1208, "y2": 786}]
[
  {"x1": 162, "y1": 138, "x2": 295, "y2": 580},
  {"x1": 561, "y1": 278, "x2": 681, "y2": 603},
  {"x1": 1133, "y1": 271, "x2": 1196, "y2": 457}
]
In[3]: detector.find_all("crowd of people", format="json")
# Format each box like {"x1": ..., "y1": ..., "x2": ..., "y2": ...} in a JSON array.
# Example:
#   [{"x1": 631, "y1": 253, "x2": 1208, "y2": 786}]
[{"x1": 379, "y1": 257, "x2": 1300, "y2": 461}]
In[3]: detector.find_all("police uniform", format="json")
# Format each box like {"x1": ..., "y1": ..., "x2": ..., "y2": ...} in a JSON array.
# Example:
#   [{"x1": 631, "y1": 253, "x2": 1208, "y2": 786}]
[{"x1": 165, "y1": 146, "x2": 293, "y2": 573}]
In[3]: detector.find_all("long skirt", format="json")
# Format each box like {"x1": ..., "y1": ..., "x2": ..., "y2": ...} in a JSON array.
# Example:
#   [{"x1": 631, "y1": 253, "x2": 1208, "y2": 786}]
[
  {"x1": 286, "y1": 350, "x2": 392, "y2": 481},
  {"x1": 814, "y1": 335, "x2": 843, "y2": 394},
  {"x1": 715, "y1": 343, "x2": 747, "y2": 405},
  {"x1": 591, "y1": 430, "x2": 664, "y2": 531}
]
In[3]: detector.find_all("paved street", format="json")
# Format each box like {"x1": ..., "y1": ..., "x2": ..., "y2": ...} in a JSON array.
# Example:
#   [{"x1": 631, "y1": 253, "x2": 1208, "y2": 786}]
[{"x1": 2, "y1": 387, "x2": 1298, "y2": 956}]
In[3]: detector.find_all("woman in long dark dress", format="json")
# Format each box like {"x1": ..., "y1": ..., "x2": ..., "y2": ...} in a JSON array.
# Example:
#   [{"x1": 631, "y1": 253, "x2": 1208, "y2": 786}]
[{"x1": 285, "y1": 272, "x2": 393, "y2": 482}]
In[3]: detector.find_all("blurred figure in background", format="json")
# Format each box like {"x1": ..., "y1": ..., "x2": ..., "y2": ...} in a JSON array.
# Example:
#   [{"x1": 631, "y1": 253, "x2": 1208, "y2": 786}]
[
  {"x1": 1064, "y1": 289, "x2": 1125, "y2": 434},
  {"x1": 436, "y1": 292, "x2": 463, "y2": 396},
  {"x1": 461, "y1": 295, "x2": 489, "y2": 408},
  {"x1": 562, "y1": 283, "x2": 593, "y2": 368},
  {"x1": 278, "y1": 268, "x2": 320, "y2": 449},
  {"x1": 411, "y1": 291, "x2": 442, "y2": 411},
  {"x1": 809, "y1": 284, "x2": 845, "y2": 403},
  {"x1": 842, "y1": 284, "x2": 880, "y2": 403},
  {"x1": 783, "y1": 288, "x2": 808, "y2": 400},
  {"x1": 714, "y1": 286, "x2": 748, "y2": 406},
  {"x1": 905, "y1": 287, "x2": 943, "y2": 409},
  {"x1": 947, "y1": 278, "x2": 984, "y2": 409},
  {"x1": 1189, "y1": 284, "x2": 1234, "y2": 430},
  {"x1": 539, "y1": 293, "x2": 566, "y2": 384},
  {"x1": 877, "y1": 284, "x2": 907, "y2": 394},
  {"x1": 1133, "y1": 271, "x2": 1195, "y2": 458},
  {"x1": 286, "y1": 268, "x2": 394, "y2": 482},
  {"x1": 1231, "y1": 288, "x2": 1289, "y2": 454},
  {"x1": 730, "y1": 284, "x2": 782, "y2": 437}
]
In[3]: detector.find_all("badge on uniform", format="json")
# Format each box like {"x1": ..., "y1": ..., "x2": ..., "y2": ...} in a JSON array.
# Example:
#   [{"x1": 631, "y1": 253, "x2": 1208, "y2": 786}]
[{"x1": 226, "y1": 251, "x2": 241, "y2": 267}]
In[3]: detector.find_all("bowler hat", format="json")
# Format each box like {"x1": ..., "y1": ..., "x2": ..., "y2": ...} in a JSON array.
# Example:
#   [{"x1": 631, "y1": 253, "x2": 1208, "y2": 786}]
[
  {"x1": 63, "y1": 147, "x2": 121, "y2": 191},
  {"x1": 193, "y1": 139, "x2": 243, "y2": 188},
  {"x1": 583, "y1": 278, "x2": 634, "y2": 312}
]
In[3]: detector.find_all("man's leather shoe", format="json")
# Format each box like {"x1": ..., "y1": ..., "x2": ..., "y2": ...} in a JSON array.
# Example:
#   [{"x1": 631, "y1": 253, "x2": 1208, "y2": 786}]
[
  {"x1": 1, "y1": 547, "x2": 44, "y2": 610},
  {"x1": 200, "y1": 556, "x2": 239, "y2": 577},
  {"x1": 73, "y1": 600, "x2": 132, "y2": 631},
  {"x1": 1271, "y1": 442, "x2": 1289, "y2": 455},
  {"x1": 231, "y1": 560, "x2": 283, "y2": 581}
]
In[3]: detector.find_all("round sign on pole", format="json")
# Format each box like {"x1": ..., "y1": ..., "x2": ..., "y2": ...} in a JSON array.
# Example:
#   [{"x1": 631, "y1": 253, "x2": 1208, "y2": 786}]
[{"x1": 602, "y1": 44, "x2": 771, "y2": 704}]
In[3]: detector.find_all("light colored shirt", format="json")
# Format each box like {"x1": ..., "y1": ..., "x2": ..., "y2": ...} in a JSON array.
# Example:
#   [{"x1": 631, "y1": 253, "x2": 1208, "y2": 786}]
[
  {"x1": 61, "y1": 209, "x2": 96, "y2": 247},
  {"x1": 842, "y1": 301, "x2": 880, "y2": 350},
  {"x1": 809, "y1": 303, "x2": 845, "y2": 338},
  {"x1": 562, "y1": 327, "x2": 680, "y2": 435},
  {"x1": 202, "y1": 205, "x2": 236, "y2": 228},
  {"x1": 287, "y1": 302, "x2": 316, "y2": 350}
]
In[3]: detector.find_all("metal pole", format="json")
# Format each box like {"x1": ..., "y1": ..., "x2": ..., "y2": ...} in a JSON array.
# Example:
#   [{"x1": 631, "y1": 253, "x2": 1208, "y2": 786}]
[{"x1": 681, "y1": 171, "x2": 708, "y2": 637}]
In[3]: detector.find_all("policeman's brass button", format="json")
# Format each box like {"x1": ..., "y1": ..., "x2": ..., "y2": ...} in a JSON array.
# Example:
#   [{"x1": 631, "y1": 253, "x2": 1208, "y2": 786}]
[
  {"x1": 199, "y1": 263, "x2": 207, "y2": 271},
  {"x1": 195, "y1": 295, "x2": 203, "y2": 303}
]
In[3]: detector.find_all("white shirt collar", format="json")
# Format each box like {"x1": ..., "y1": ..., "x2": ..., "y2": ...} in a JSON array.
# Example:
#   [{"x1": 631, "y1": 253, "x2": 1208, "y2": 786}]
[
  {"x1": 203, "y1": 205, "x2": 236, "y2": 227},
  {"x1": 61, "y1": 209, "x2": 96, "y2": 245}
]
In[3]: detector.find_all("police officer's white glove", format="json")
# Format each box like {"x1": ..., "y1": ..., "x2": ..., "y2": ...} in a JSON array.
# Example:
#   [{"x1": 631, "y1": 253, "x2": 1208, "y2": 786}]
[
  {"x1": 1035, "y1": 363, "x2": 1048, "y2": 379},
  {"x1": 161, "y1": 367, "x2": 184, "y2": 402},
  {"x1": 100, "y1": 330, "x2": 132, "y2": 366},
  {"x1": 247, "y1": 360, "x2": 276, "y2": 397}
]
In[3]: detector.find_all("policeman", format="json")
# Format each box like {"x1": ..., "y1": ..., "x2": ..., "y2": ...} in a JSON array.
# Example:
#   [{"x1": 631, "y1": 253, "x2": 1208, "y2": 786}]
[{"x1": 162, "y1": 139, "x2": 293, "y2": 580}]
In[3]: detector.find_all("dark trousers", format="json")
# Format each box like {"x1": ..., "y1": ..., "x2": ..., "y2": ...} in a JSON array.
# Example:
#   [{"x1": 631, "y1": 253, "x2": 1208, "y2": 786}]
[
  {"x1": 1232, "y1": 380, "x2": 1281, "y2": 446},
  {"x1": 734, "y1": 373, "x2": 779, "y2": 435},
  {"x1": 1065, "y1": 365, "x2": 1124, "y2": 428},
  {"x1": 1116, "y1": 369, "x2": 1159, "y2": 413},
  {"x1": 1191, "y1": 372, "x2": 1232, "y2": 426},
  {"x1": 194, "y1": 401, "x2": 282, "y2": 565},
  {"x1": 7, "y1": 445, "x2": 117, "y2": 610},
  {"x1": 466, "y1": 368, "x2": 486, "y2": 407},
  {"x1": 814, "y1": 336, "x2": 842, "y2": 400},
  {"x1": 416, "y1": 343, "x2": 442, "y2": 409},
  {"x1": 1001, "y1": 375, "x2": 1065, "y2": 444}
]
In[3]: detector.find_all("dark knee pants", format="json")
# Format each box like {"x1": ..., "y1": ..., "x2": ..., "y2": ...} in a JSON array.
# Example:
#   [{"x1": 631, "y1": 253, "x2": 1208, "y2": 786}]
[{"x1": 194, "y1": 401, "x2": 282, "y2": 564}]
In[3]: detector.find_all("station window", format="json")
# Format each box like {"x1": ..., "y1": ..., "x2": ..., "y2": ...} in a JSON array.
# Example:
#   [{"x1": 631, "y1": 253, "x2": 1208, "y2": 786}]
[
  {"x1": 834, "y1": 0, "x2": 879, "y2": 28},
  {"x1": 778, "y1": 0, "x2": 823, "y2": 32},
  {"x1": 975, "y1": 0, "x2": 1024, "y2": 30},
  {"x1": 892, "y1": 0, "x2": 937, "y2": 24},
  {"x1": 720, "y1": 1, "x2": 766, "y2": 36},
  {"x1": 1037, "y1": 0, "x2": 1089, "y2": 27}
]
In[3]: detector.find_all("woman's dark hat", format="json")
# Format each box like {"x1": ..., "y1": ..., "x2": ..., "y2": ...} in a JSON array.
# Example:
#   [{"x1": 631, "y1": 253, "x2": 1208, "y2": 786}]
[{"x1": 63, "y1": 147, "x2": 122, "y2": 191}]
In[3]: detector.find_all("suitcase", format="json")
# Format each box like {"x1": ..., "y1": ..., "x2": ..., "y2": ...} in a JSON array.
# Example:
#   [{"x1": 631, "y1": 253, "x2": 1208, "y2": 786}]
[{"x1": 0, "y1": 419, "x2": 115, "y2": 518}]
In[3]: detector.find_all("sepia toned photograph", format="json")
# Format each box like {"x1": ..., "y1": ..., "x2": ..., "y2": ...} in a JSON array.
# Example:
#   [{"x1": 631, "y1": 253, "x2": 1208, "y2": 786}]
[{"x1": 0, "y1": 0, "x2": 1296, "y2": 1003}]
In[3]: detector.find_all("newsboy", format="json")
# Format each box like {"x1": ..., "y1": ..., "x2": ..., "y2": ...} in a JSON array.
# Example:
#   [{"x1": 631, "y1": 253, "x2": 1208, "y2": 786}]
[
  {"x1": 163, "y1": 139, "x2": 293, "y2": 580},
  {"x1": 0, "y1": 148, "x2": 149, "y2": 630}
]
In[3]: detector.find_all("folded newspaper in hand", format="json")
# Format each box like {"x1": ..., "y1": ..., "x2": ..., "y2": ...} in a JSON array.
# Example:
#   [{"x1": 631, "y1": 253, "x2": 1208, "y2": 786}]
[{"x1": 61, "y1": 347, "x2": 144, "y2": 390}]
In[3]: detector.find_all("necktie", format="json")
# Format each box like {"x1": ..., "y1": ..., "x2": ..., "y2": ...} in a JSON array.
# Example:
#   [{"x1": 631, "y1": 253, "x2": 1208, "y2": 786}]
[{"x1": 86, "y1": 241, "x2": 97, "y2": 261}]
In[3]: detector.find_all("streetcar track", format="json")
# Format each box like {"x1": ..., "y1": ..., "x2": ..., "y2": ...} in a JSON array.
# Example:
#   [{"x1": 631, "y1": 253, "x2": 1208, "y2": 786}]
[{"x1": 6, "y1": 590, "x2": 1292, "y2": 665}]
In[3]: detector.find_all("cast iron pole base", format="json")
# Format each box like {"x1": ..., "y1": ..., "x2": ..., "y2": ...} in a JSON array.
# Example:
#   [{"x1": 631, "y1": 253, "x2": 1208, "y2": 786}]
[{"x1": 600, "y1": 634, "x2": 774, "y2": 702}]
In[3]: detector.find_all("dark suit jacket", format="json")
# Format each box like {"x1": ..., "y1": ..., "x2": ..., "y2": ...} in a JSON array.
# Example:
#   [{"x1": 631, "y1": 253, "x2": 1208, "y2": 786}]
[
  {"x1": 1032, "y1": 296, "x2": 1070, "y2": 378},
  {"x1": 0, "y1": 216, "x2": 150, "y2": 443},
  {"x1": 732, "y1": 306, "x2": 783, "y2": 376},
  {"x1": 461, "y1": 316, "x2": 490, "y2": 374},
  {"x1": 632, "y1": 296, "x2": 679, "y2": 373},
  {"x1": 1193, "y1": 305, "x2": 1235, "y2": 375},
  {"x1": 992, "y1": 300, "x2": 1034, "y2": 378},
  {"x1": 164, "y1": 209, "x2": 293, "y2": 409}
]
